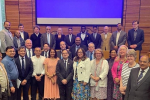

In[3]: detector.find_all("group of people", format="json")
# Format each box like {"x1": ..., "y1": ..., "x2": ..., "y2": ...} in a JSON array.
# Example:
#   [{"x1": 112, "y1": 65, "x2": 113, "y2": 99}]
[{"x1": 0, "y1": 20, "x2": 148, "y2": 100}]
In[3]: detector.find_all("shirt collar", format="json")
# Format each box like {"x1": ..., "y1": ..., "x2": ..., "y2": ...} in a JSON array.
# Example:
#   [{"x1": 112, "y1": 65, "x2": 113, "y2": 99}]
[
  {"x1": 63, "y1": 59, "x2": 68, "y2": 62},
  {"x1": 140, "y1": 67, "x2": 149, "y2": 73},
  {"x1": 117, "y1": 30, "x2": 122, "y2": 33},
  {"x1": 26, "y1": 48, "x2": 32, "y2": 51},
  {"x1": 4, "y1": 28, "x2": 9, "y2": 32},
  {"x1": 76, "y1": 45, "x2": 80, "y2": 48},
  {"x1": 35, "y1": 33, "x2": 39, "y2": 36},
  {"x1": 5, "y1": 55, "x2": 14, "y2": 61},
  {"x1": 19, "y1": 56, "x2": 25, "y2": 59},
  {"x1": 81, "y1": 32, "x2": 86, "y2": 34}
]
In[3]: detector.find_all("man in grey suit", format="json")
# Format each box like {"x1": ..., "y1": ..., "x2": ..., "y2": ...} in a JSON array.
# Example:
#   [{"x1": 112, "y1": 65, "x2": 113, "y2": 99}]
[
  {"x1": 41, "y1": 26, "x2": 56, "y2": 49},
  {"x1": 0, "y1": 21, "x2": 14, "y2": 58},
  {"x1": 125, "y1": 55, "x2": 150, "y2": 100},
  {"x1": 86, "y1": 42, "x2": 95, "y2": 60},
  {"x1": 110, "y1": 23, "x2": 127, "y2": 50}
]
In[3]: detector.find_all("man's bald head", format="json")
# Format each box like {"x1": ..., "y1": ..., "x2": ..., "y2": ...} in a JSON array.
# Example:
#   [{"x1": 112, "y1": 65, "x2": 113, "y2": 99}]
[
  {"x1": 104, "y1": 26, "x2": 109, "y2": 33},
  {"x1": 139, "y1": 55, "x2": 150, "y2": 70}
]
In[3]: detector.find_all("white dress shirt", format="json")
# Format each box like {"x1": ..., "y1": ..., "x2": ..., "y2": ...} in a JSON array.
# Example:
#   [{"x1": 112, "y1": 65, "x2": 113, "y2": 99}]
[
  {"x1": 20, "y1": 32, "x2": 24, "y2": 40},
  {"x1": 31, "y1": 56, "x2": 46, "y2": 76},
  {"x1": 47, "y1": 33, "x2": 51, "y2": 45},
  {"x1": 19, "y1": 56, "x2": 26, "y2": 69},
  {"x1": 35, "y1": 33, "x2": 39, "y2": 37},
  {"x1": 104, "y1": 33, "x2": 107, "y2": 39},
  {"x1": 69, "y1": 34, "x2": 72, "y2": 42},
  {"x1": 138, "y1": 67, "x2": 149, "y2": 81},
  {"x1": 116, "y1": 31, "x2": 121, "y2": 46},
  {"x1": 81, "y1": 32, "x2": 86, "y2": 41},
  {"x1": 26, "y1": 48, "x2": 33, "y2": 58}
]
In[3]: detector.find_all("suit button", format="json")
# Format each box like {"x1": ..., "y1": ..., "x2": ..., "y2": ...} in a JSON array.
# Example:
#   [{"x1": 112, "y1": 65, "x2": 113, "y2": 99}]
[{"x1": 81, "y1": 72, "x2": 82, "y2": 74}]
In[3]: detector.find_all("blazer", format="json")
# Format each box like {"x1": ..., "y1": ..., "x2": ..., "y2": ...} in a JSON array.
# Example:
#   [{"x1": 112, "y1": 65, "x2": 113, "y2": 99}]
[
  {"x1": 30, "y1": 33, "x2": 42, "y2": 48},
  {"x1": 90, "y1": 59, "x2": 109, "y2": 87},
  {"x1": 41, "y1": 33, "x2": 56, "y2": 49},
  {"x1": 15, "y1": 56, "x2": 33, "y2": 81},
  {"x1": 110, "y1": 31, "x2": 127, "y2": 50},
  {"x1": 125, "y1": 67, "x2": 150, "y2": 100},
  {"x1": 13, "y1": 36, "x2": 25, "y2": 49},
  {"x1": 77, "y1": 32, "x2": 90, "y2": 47},
  {"x1": 127, "y1": 28, "x2": 144, "y2": 50},
  {"x1": 89, "y1": 33, "x2": 102, "y2": 48},
  {"x1": 56, "y1": 59, "x2": 73, "y2": 86},
  {"x1": 41, "y1": 51, "x2": 49, "y2": 58},
  {"x1": 0, "y1": 63, "x2": 10, "y2": 97},
  {"x1": 25, "y1": 48, "x2": 35, "y2": 58},
  {"x1": 73, "y1": 58, "x2": 91, "y2": 83},
  {"x1": 55, "y1": 34, "x2": 65, "y2": 50},
  {"x1": 57, "y1": 50, "x2": 72, "y2": 60},
  {"x1": 101, "y1": 32, "x2": 112, "y2": 51},
  {"x1": 0, "y1": 29, "x2": 14, "y2": 53},
  {"x1": 69, "y1": 44, "x2": 87, "y2": 59},
  {"x1": 22, "y1": 31, "x2": 29, "y2": 40},
  {"x1": 64, "y1": 34, "x2": 76, "y2": 47}
]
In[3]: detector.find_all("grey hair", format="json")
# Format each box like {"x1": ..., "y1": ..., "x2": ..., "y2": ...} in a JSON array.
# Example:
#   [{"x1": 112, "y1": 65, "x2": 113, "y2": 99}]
[{"x1": 127, "y1": 49, "x2": 137, "y2": 60}]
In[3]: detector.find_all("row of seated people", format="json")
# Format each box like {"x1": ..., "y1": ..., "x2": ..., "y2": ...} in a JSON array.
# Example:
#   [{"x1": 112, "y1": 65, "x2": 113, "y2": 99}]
[
  {"x1": 0, "y1": 20, "x2": 144, "y2": 59},
  {"x1": 0, "y1": 44, "x2": 149, "y2": 100}
]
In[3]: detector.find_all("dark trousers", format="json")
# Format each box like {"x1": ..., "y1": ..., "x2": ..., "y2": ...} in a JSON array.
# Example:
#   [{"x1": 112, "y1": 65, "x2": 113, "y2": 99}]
[
  {"x1": 58, "y1": 85, "x2": 72, "y2": 100},
  {"x1": 8, "y1": 81, "x2": 17, "y2": 100},
  {"x1": 0, "y1": 90, "x2": 8, "y2": 100},
  {"x1": 31, "y1": 76, "x2": 44, "y2": 100},
  {"x1": 17, "y1": 80, "x2": 31, "y2": 100},
  {"x1": 1, "y1": 53, "x2": 6, "y2": 59},
  {"x1": 122, "y1": 94, "x2": 125, "y2": 100}
]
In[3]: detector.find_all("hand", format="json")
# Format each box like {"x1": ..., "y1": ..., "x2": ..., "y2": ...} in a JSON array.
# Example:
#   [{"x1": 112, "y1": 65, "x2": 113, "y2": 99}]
[
  {"x1": 35, "y1": 75, "x2": 41, "y2": 81},
  {"x1": 21, "y1": 80, "x2": 27, "y2": 85},
  {"x1": 62, "y1": 79, "x2": 67, "y2": 85},
  {"x1": 133, "y1": 44, "x2": 137, "y2": 48},
  {"x1": 90, "y1": 75, "x2": 95, "y2": 80},
  {"x1": 94, "y1": 77, "x2": 100, "y2": 82},
  {"x1": 121, "y1": 91, "x2": 125, "y2": 95},
  {"x1": 119, "y1": 86, "x2": 125, "y2": 92},
  {"x1": 10, "y1": 87, "x2": 15, "y2": 93},
  {"x1": 114, "y1": 46, "x2": 118, "y2": 50},
  {"x1": 114, "y1": 78, "x2": 120, "y2": 84},
  {"x1": 83, "y1": 82, "x2": 87, "y2": 86}
]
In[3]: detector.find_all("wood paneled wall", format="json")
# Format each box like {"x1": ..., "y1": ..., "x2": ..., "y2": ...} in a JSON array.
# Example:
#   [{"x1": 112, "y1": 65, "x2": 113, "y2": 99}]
[{"x1": 5, "y1": 0, "x2": 150, "y2": 55}]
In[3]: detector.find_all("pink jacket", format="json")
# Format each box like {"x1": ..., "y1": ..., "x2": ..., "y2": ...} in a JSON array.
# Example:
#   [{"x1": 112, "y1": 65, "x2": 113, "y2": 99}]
[{"x1": 111, "y1": 60, "x2": 128, "y2": 83}]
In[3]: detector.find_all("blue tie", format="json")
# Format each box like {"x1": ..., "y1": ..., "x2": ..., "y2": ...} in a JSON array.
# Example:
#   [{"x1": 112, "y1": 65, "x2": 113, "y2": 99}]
[
  {"x1": 137, "y1": 70, "x2": 144, "y2": 84},
  {"x1": 22, "y1": 57, "x2": 25, "y2": 76},
  {"x1": 90, "y1": 52, "x2": 93, "y2": 60}
]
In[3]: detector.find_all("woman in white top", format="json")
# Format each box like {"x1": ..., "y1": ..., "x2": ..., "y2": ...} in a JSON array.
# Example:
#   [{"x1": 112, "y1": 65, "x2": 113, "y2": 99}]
[
  {"x1": 72, "y1": 47, "x2": 91, "y2": 100},
  {"x1": 90, "y1": 49, "x2": 109, "y2": 100},
  {"x1": 120, "y1": 49, "x2": 139, "y2": 100}
]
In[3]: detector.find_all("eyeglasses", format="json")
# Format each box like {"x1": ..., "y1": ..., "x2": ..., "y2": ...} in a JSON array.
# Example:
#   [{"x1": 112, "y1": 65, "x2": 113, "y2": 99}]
[
  {"x1": 78, "y1": 52, "x2": 83, "y2": 54},
  {"x1": 95, "y1": 53, "x2": 102, "y2": 55}
]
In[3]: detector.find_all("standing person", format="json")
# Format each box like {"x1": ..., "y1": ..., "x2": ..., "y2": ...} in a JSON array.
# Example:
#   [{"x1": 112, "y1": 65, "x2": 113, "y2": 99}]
[
  {"x1": 127, "y1": 21, "x2": 144, "y2": 56},
  {"x1": 107, "y1": 50, "x2": 117, "y2": 100},
  {"x1": 77, "y1": 26, "x2": 90, "y2": 47},
  {"x1": 55, "y1": 28, "x2": 65, "y2": 50},
  {"x1": 15, "y1": 46, "x2": 33, "y2": 100},
  {"x1": 111, "y1": 45, "x2": 128, "y2": 100},
  {"x1": 41, "y1": 43, "x2": 50, "y2": 58},
  {"x1": 64, "y1": 27, "x2": 76, "y2": 49},
  {"x1": 31, "y1": 47, "x2": 45, "y2": 100},
  {"x1": 44, "y1": 48, "x2": 60, "y2": 99},
  {"x1": 120, "y1": 49, "x2": 139, "y2": 100},
  {"x1": 111, "y1": 23, "x2": 127, "y2": 50},
  {"x1": 72, "y1": 48, "x2": 91, "y2": 100},
  {"x1": 101, "y1": 26, "x2": 112, "y2": 51},
  {"x1": 1, "y1": 46, "x2": 19, "y2": 100},
  {"x1": 90, "y1": 49, "x2": 109, "y2": 100},
  {"x1": 125, "y1": 55, "x2": 150, "y2": 100},
  {"x1": 89, "y1": 26, "x2": 101, "y2": 49},
  {"x1": 25, "y1": 39, "x2": 35, "y2": 58},
  {"x1": 18, "y1": 23, "x2": 29, "y2": 41},
  {"x1": 0, "y1": 52, "x2": 10, "y2": 100},
  {"x1": 56, "y1": 49, "x2": 73, "y2": 100},
  {"x1": 86, "y1": 42, "x2": 95, "y2": 60},
  {"x1": 41, "y1": 26, "x2": 56, "y2": 49},
  {"x1": 30, "y1": 25, "x2": 42, "y2": 48},
  {"x1": 0, "y1": 21, "x2": 14, "y2": 58}
]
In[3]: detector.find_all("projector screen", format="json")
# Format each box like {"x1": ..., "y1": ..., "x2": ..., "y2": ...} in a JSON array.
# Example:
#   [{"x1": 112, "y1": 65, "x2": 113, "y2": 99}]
[{"x1": 36, "y1": 0, "x2": 124, "y2": 25}]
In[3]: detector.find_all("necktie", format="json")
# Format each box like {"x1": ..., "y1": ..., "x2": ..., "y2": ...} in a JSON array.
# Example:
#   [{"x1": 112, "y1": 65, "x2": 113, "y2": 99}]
[
  {"x1": 28, "y1": 49, "x2": 31, "y2": 58},
  {"x1": 22, "y1": 57, "x2": 25, "y2": 76},
  {"x1": 45, "y1": 51, "x2": 47, "y2": 58},
  {"x1": 76, "y1": 46, "x2": 79, "y2": 52},
  {"x1": 65, "y1": 60, "x2": 67, "y2": 70},
  {"x1": 137, "y1": 70, "x2": 144, "y2": 84},
  {"x1": 90, "y1": 52, "x2": 93, "y2": 60},
  {"x1": 47, "y1": 33, "x2": 50, "y2": 45}
]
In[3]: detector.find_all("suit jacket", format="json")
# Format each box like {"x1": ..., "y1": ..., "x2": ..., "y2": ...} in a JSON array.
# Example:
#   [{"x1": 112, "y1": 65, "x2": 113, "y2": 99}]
[
  {"x1": 86, "y1": 50, "x2": 94, "y2": 60},
  {"x1": 69, "y1": 44, "x2": 87, "y2": 59},
  {"x1": 77, "y1": 32, "x2": 90, "y2": 47},
  {"x1": 56, "y1": 59, "x2": 73, "y2": 86},
  {"x1": 57, "y1": 50, "x2": 72, "y2": 60},
  {"x1": 15, "y1": 56, "x2": 33, "y2": 81},
  {"x1": 111, "y1": 30, "x2": 127, "y2": 50},
  {"x1": 125, "y1": 67, "x2": 150, "y2": 100},
  {"x1": 0, "y1": 29, "x2": 14, "y2": 53},
  {"x1": 127, "y1": 28, "x2": 144, "y2": 50},
  {"x1": 0, "y1": 63, "x2": 10, "y2": 97},
  {"x1": 101, "y1": 32, "x2": 112, "y2": 51},
  {"x1": 41, "y1": 51, "x2": 49, "y2": 58},
  {"x1": 41, "y1": 33, "x2": 56, "y2": 49},
  {"x1": 13, "y1": 36, "x2": 25, "y2": 49},
  {"x1": 25, "y1": 48, "x2": 35, "y2": 58},
  {"x1": 89, "y1": 33, "x2": 101, "y2": 48},
  {"x1": 64, "y1": 34, "x2": 76, "y2": 48},
  {"x1": 22, "y1": 31, "x2": 29, "y2": 40}
]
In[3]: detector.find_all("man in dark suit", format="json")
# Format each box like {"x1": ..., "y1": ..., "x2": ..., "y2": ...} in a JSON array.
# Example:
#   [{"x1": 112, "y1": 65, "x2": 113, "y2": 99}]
[
  {"x1": 64, "y1": 27, "x2": 76, "y2": 49},
  {"x1": 70, "y1": 37, "x2": 87, "y2": 59},
  {"x1": 125, "y1": 55, "x2": 150, "y2": 100},
  {"x1": 56, "y1": 49, "x2": 73, "y2": 100},
  {"x1": 41, "y1": 26, "x2": 56, "y2": 49},
  {"x1": 111, "y1": 23, "x2": 127, "y2": 50},
  {"x1": 30, "y1": 25, "x2": 42, "y2": 48},
  {"x1": 86, "y1": 42, "x2": 95, "y2": 60},
  {"x1": 25, "y1": 39, "x2": 35, "y2": 58},
  {"x1": 127, "y1": 21, "x2": 144, "y2": 54},
  {"x1": 57, "y1": 41, "x2": 72, "y2": 59},
  {"x1": 77, "y1": 26, "x2": 90, "y2": 47},
  {"x1": 18, "y1": 23, "x2": 29, "y2": 41},
  {"x1": 15, "y1": 46, "x2": 33, "y2": 100},
  {"x1": 89, "y1": 26, "x2": 101, "y2": 48},
  {"x1": 13, "y1": 30, "x2": 25, "y2": 58},
  {"x1": 41, "y1": 43, "x2": 50, "y2": 58}
]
